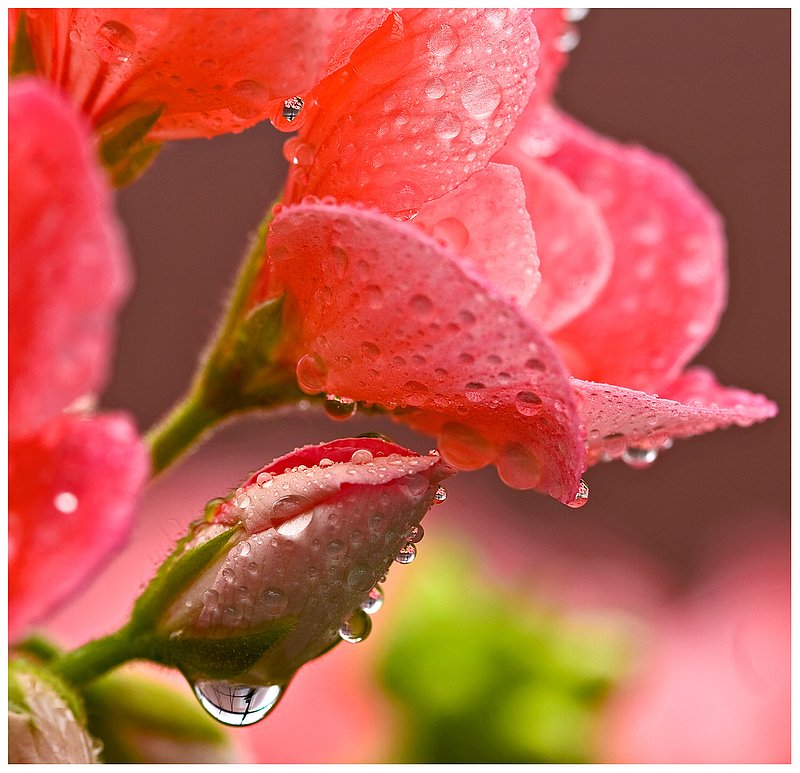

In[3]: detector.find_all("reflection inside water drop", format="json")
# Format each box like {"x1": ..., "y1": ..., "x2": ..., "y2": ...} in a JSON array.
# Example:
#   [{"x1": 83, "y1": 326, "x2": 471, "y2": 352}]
[
  {"x1": 339, "y1": 608, "x2": 372, "y2": 643},
  {"x1": 394, "y1": 541, "x2": 417, "y2": 564},
  {"x1": 360, "y1": 585, "x2": 384, "y2": 615},
  {"x1": 566, "y1": 479, "x2": 590, "y2": 508},
  {"x1": 193, "y1": 681, "x2": 284, "y2": 726}
]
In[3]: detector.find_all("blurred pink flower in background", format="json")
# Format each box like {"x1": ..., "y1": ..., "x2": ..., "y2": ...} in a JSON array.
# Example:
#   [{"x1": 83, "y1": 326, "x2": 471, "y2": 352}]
[{"x1": 9, "y1": 78, "x2": 148, "y2": 640}]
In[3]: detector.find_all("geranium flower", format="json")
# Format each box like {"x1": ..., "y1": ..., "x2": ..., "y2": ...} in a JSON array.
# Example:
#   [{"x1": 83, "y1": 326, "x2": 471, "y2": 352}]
[
  {"x1": 258, "y1": 9, "x2": 775, "y2": 503},
  {"x1": 11, "y1": 8, "x2": 387, "y2": 140},
  {"x1": 9, "y1": 78, "x2": 149, "y2": 640}
]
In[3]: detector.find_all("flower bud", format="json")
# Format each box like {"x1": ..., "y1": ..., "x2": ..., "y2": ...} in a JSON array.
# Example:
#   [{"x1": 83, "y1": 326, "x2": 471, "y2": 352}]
[
  {"x1": 9, "y1": 661, "x2": 100, "y2": 763},
  {"x1": 130, "y1": 438, "x2": 453, "y2": 723}
]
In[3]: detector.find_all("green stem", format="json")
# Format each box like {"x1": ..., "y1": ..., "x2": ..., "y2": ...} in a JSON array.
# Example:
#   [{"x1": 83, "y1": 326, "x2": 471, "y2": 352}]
[
  {"x1": 50, "y1": 626, "x2": 141, "y2": 686},
  {"x1": 145, "y1": 387, "x2": 222, "y2": 477}
]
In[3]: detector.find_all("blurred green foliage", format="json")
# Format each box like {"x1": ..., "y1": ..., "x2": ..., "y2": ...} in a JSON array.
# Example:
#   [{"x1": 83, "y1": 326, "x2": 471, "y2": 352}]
[{"x1": 377, "y1": 537, "x2": 629, "y2": 763}]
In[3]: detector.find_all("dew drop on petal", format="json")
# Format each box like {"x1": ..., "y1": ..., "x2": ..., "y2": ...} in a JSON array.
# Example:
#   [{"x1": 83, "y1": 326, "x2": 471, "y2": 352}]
[
  {"x1": 53, "y1": 491, "x2": 78, "y2": 514},
  {"x1": 276, "y1": 510, "x2": 313, "y2": 536},
  {"x1": 514, "y1": 390, "x2": 542, "y2": 417},
  {"x1": 95, "y1": 20, "x2": 136, "y2": 63},
  {"x1": 256, "y1": 472, "x2": 273, "y2": 487},
  {"x1": 496, "y1": 444, "x2": 542, "y2": 489},
  {"x1": 425, "y1": 77, "x2": 447, "y2": 99},
  {"x1": 324, "y1": 394, "x2": 357, "y2": 420},
  {"x1": 360, "y1": 585, "x2": 384, "y2": 615},
  {"x1": 433, "y1": 486, "x2": 447, "y2": 504},
  {"x1": 439, "y1": 422, "x2": 495, "y2": 470},
  {"x1": 431, "y1": 218, "x2": 469, "y2": 253},
  {"x1": 460, "y1": 74, "x2": 502, "y2": 118},
  {"x1": 434, "y1": 111, "x2": 462, "y2": 139},
  {"x1": 566, "y1": 479, "x2": 590, "y2": 508},
  {"x1": 427, "y1": 23, "x2": 459, "y2": 56},
  {"x1": 228, "y1": 80, "x2": 271, "y2": 119},
  {"x1": 339, "y1": 608, "x2": 372, "y2": 643},
  {"x1": 260, "y1": 587, "x2": 289, "y2": 616},
  {"x1": 193, "y1": 681, "x2": 284, "y2": 726},
  {"x1": 394, "y1": 542, "x2": 417, "y2": 564},
  {"x1": 621, "y1": 447, "x2": 659, "y2": 469},
  {"x1": 297, "y1": 354, "x2": 328, "y2": 394},
  {"x1": 350, "y1": 449, "x2": 374, "y2": 464}
]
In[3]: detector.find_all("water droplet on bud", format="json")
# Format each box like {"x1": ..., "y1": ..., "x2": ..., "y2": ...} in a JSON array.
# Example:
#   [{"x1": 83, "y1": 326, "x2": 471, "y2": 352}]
[
  {"x1": 394, "y1": 542, "x2": 417, "y2": 564},
  {"x1": 433, "y1": 486, "x2": 447, "y2": 504},
  {"x1": 193, "y1": 681, "x2": 285, "y2": 726},
  {"x1": 296, "y1": 353, "x2": 328, "y2": 394},
  {"x1": 350, "y1": 449, "x2": 374, "y2": 464},
  {"x1": 566, "y1": 479, "x2": 590, "y2": 508},
  {"x1": 338, "y1": 609, "x2": 372, "y2": 643},
  {"x1": 407, "y1": 524, "x2": 424, "y2": 543},
  {"x1": 360, "y1": 585, "x2": 384, "y2": 615}
]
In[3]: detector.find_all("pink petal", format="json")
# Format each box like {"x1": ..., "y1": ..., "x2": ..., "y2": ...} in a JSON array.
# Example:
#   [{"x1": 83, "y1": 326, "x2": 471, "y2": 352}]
[
  {"x1": 9, "y1": 412, "x2": 149, "y2": 641},
  {"x1": 528, "y1": 8, "x2": 571, "y2": 109},
  {"x1": 574, "y1": 372, "x2": 777, "y2": 466},
  {"x1": 267, "y1": 201, "x2": 585, "y2": 503},
  {"x1": 412, "y1": 163, "x2": 540, "y2": 307},
  {"x1": 285, "y1": 9, "x2": 538, "y2": 215},
  {"x1": 537, "y1": 109, "x2": 727, "y2": 393},
  {"x1": 501, "y1": 153, "x2": 614, "y2": 331},
  {"x1": 9, "y1": 78, "x2": 131, "y2": 439},
  {"x1": 21, "y1": 9, "x2": 373, "y2": 138}
]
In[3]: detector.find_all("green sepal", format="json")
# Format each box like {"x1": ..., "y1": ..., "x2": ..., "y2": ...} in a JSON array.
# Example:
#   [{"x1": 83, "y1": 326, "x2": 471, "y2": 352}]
[
  {"x1": 149, "y1": 620, "x2": 296, "y2": 682},
  {"x1": 97, "y1": 103, "x2": 164, "y2": 187},
  {"x1": 82, "y1": 669, "x2": 233, "y2": 763},
  {"x1": 9, "y1": 11, "x2": 37, "y2": 77},
  {"x1": 130, "y1": 526, "x2": 240, "y2": 634}
]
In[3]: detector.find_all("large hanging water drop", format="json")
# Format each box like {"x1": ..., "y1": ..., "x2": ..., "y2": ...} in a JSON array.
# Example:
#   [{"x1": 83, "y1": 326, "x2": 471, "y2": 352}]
[
  {"x1": 360, "y1": 585, "x2": 384, "y2": 615},
  {"x1": 622, "y1": 447, "x2": 659, "y2": 469},
  {"x1": 566, "y1": 479, "x2": 590, "y2": 508},
  {"x1": 271, "y1": 96, "x2": 306, "y2": 131},
  {"x1": 394, "y1": 542, "x2": 417, "y2": 564},
  {"x1": 324, "y1": 394, "x2": 357, "y2": 421},
  {"x1": 338, "y1": 608, "x2": 372, "y2": 643},
  {"x1": 433, "y1": 486, "x2": 447, "y2": 505},
  {"x1": 193, "y1": 681, "x2": 284, "y2": 726}
]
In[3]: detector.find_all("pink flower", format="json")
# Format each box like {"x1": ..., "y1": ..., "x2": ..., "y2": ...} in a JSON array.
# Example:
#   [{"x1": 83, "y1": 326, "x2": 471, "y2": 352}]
[
  {"x1": 127, "y1": 437, "x2": 451, "y2": 725},
  {"x1": 259, "y1": 9, "x2": 775, "y2": 503},
  {"x1": 9, "y1": 78, "x2": 149, "y2": 640},
  {"x1": 11, "y1": 9, "x2": 387, "y2": 140}
]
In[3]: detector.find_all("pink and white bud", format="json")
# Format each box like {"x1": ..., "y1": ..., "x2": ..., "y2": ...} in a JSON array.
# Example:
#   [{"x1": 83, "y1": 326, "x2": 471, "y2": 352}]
[{"x1": 156, "y1": 438, "x2": 453, "y2": 693}]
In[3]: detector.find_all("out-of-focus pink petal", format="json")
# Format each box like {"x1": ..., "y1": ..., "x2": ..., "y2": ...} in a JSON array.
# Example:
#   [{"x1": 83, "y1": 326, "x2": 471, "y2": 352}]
[
  {"x1": 499, "y1": 153, "x2": 613, "y2": 331},
  {"x1": 9, "y1": 78, "x2": 130, "y2": 439},
  {"x1": 413, "y1": 163, "x2": 540, "y2": 307},
  {"x1": 574, "y1": 375, "x2": 777, "y2": 466},
  {"x1": 285, "y1": 9, "x2": 538, "y2": 215},
  {"x1": 534, "y1": 109, "x2": 726, "y2": 393},
  {"x1": 9, "y1": 412, "x2": 149, "y2": 641},
  {"x1": 267, "y1": 201, "x2": 585, "y2": 503},
  {"x1": 528, "y1": 8, "x2": 571, "y2": 109},
  {"x1": 21, "y1": 9, "x2": 373, "y2": 138}
]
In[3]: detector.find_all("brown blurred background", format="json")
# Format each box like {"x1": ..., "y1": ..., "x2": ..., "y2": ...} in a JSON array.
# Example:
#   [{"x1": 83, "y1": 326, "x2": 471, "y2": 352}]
[{"x1": 103, "y1": 9, "x2": 790, "y2": 580}]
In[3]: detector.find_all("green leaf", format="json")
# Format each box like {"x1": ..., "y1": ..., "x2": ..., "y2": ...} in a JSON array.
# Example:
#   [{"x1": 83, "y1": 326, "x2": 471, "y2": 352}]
[
  {"x1": 97, "y1": 103, "x2": 164, "y2": 187},
  {"x1": 9, "y1": 12, "x2": 36, "y2": 77},
  {"x1": 130, "y1": 526, "x2": 240, "y2": 633}
]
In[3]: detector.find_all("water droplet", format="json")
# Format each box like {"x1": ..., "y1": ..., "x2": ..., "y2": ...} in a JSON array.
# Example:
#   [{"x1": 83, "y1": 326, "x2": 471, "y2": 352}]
[
  {"x1": 394, "y1": 542, "x2": 417, "y2": 564},
  {"x1": 360, "y1": 585, "x2": 384, "y2": 615},
  {"x1": 260, "y1": 587, "x2": 288, "y2": 616},
  {"x1": 439, "y1": 422, "x2": 495, "y2": 470},
  {"x1": 346, "y1": 564, "x2": 372, "y2": 592},
  {"x1": 350, "y1": 449, "x2": 374, "y2": 465},
  {"x1": 470, "y1": 127, "x2": 487, "y2": 145},
  {"x1": 514, "y1": 390, "x2": 542, "y2": 416},
  {"x1": 497, "y1": 444, "x2": 542, "y2": 489},
  {"x1": 556, "y1": 29, "x2": 581, "y2": 53},
  {"x1": 409, "y1": 294, "x2": 434, "y2": 316},
  {"x1": 434, "y1": 111, "x2": 461, "y2": 139},
  {"x1": 324, "y1": 394, "x2": 357, "y2": 420},
  {"x1": 239, "y1": 541, "x2": 251, "y2": 557},
  {"x1": 327, "y1": 539, "x2": 347, "y2": 562},
  {"x1": 431, "y1": 218, "x2": 469, "y2": 252},
  {"x1": 297, "y1": 354, "x2": 328, "y2": 395},
  {"x1": 53, "y1": 492, "x2": 78, "y2": 514},
  {"x1": 282, "y1": 136, "x2": 315, "y2": 166},
  {"x1": 281, "y1": 96, "x2": 303, "y2": 122},
  {"x1": 270, "y1": 494, "x2": 310, "y2": 523},
  {"x1": 256, "y1": 472, "x2": 273, "y2": 487},
  {"x1": 228, "y1": 79, "x2": 270, "y2": 119},
  {"x1": 95, "y1": 20, "x2": 136, "y2": 63},
  {"x1": 566, "y1": 479, "x2": 590, "y2": 508},
  {"x1": 193, "y1": 681, "x2": 284, "y2": 726},
  {"x1": 562, "y1": 8, "x2": 589, "y2": 22},
  {"x1": 235, "y1": 491, "x2": 251, "y2": 509},
  {"x1": 425, "y1": 77, "x2": 447, "y2": 99},
  {"x1": 428, "y1": 23, "x2": 459, "y2": 57},
  {"x1": 276, "y1": 510, "x2": 313, "y2": 537},
  {"x1": 622, "y1": 447, "x2": 659, "y2": 469},
  {"x1": 460, "y1": 74, "x2": 501, "y2": 117},
  {"x1": 338, "y1": 609, "x2": 372, "y2": 643},
  {"x1": 319, "y1": 458, "x2": 334, "y2": 468},
  {"x1": 407, "y1": 524, "x2": 425, "y2": 543},
  {"x1": 433, "y1": 486, "x2": 447, "y2": 504}
]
